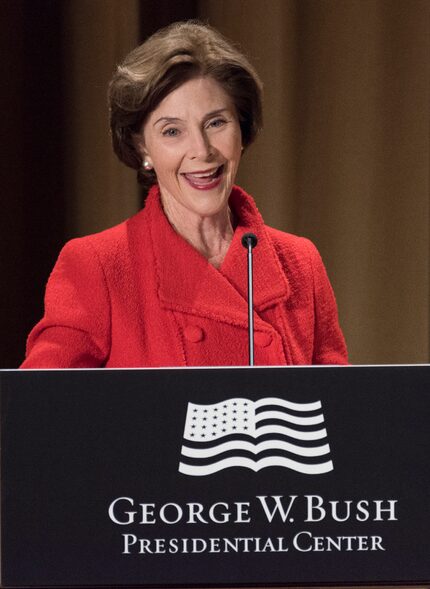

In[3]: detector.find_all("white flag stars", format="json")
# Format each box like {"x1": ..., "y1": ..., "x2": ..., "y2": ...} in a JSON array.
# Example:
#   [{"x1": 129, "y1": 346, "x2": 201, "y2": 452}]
[{"x1": 186, "y1": 399, "x2": 255, "y2": 441}]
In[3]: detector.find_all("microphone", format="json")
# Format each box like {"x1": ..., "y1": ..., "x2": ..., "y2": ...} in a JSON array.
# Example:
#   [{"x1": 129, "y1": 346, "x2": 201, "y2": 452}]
[{"x1": 241, "y1": 233, "x2": 258, "y2": 366}]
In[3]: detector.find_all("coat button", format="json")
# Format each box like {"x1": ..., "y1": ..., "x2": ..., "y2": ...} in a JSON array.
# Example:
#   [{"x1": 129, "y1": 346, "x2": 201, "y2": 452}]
[
  {"x1": 254, "y1": 332, "x2": 272, "y2": 347},
  {"x1": 184, "y1": 325, "x2": 204, "y2": 343}
]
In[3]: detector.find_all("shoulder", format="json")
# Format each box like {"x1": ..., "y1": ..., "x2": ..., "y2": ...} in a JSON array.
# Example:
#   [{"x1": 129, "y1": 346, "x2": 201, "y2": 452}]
[
  {"x1": 56, "y1": 207, "x2": 148, "y2": 274},
  {"x1": 67, "y1": 208, "x2": 145, "y2": 252},
  {"x1": 265, "y1": 225, "x2": 323, "y2": 272},
  {"x1": 263, "y1": 225, "x2": 336, "y2": 307},
  {"x1": 48, "y1": 186, "x2": 163, "y2": 292},
  {"x1": 59, "y1": 185, "x2": 162, "y2": 264},
  {"x1": 265, "y1": 225, "x2": 313, "y2": 251}
]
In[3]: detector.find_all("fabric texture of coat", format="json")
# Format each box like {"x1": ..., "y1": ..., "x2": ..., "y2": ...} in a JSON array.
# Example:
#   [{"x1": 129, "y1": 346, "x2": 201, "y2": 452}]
[{"x1": 21, "y1": 185, "x2": 348, "y2": 368}]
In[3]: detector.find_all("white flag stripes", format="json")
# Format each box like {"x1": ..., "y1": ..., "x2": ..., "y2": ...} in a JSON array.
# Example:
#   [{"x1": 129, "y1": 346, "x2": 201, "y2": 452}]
[{"x1": 178, "y1": 397, "x2": 334, "y2": 476}]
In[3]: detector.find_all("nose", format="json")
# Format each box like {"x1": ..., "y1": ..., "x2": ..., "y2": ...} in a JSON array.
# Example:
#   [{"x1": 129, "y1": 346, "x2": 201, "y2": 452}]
[{"x1": 187, "y1": 127, "x2": 213, "y2": 160}]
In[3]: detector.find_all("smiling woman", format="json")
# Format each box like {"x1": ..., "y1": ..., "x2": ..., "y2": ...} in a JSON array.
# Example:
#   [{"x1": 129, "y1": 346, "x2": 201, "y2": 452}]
[
  {"x1": 136, "y1": 77, "x2": 242, "y2": 266},
  {"x1": 21, "y1": 21, "x2": 347, "y2": 369}
]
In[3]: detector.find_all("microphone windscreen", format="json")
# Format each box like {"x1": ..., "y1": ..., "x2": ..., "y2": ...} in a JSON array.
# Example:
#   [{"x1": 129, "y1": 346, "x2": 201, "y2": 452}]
[{"x1": 241, "y1": 232, "x2": 258, "y2": 249}]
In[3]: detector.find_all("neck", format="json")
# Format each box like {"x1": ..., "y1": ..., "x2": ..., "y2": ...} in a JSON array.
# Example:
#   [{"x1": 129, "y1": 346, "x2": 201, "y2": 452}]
[{"x1": 160, "y1": 195, "x2": 234, "y2": 269}]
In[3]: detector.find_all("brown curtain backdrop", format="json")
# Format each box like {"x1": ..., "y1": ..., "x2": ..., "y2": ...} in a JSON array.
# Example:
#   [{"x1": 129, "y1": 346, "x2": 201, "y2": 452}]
[
  {"x1": 61, "y1": 0, "x2": 141, "y2": 237},
  {"x1": 199, "y1": 0, "x2": 430, "y2": 365},
  {"x1": 61, "y1": 0, "x2": 197, "y2": 236},
  {"x1": 1, "y1": 0, "x2": 429, "y2": 367}
]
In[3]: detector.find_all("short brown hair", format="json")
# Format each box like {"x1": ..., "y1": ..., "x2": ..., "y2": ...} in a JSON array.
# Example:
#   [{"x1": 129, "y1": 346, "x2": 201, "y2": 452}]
[{"x1": 108, "y1": 20, "x2": 263, "y2": 187}]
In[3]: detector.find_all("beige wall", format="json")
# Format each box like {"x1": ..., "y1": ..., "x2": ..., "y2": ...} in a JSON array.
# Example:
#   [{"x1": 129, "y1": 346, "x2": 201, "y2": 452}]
[{"x1": 199, "y1": 0, "x2": 430, "y2": 364}]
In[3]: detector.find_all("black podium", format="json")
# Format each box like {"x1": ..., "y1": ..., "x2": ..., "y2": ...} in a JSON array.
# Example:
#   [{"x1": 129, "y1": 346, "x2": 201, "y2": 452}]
[{"x1": 1, "y1": 366, "x2": 429, "y2": 587}]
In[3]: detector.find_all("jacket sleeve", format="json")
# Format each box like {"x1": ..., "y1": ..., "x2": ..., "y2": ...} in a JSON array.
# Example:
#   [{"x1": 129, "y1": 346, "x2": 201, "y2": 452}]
[
  {"x1": 303, "y1": 239, "x2": 348, "y2": 365},
  {"x1": 21, "y1": 238, "x2": 111, "y2": 368}
]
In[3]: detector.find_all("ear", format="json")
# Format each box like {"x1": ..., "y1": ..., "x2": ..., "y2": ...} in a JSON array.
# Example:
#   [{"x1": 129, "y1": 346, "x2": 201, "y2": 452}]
[{"x1": 131, "y1": 132, "x2": 153, "y2": 167}]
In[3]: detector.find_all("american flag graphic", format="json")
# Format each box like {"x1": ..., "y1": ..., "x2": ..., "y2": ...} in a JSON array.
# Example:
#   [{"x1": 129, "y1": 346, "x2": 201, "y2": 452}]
[{"x1": 178, "y1": 397, "x2": 333, "y2": 476}]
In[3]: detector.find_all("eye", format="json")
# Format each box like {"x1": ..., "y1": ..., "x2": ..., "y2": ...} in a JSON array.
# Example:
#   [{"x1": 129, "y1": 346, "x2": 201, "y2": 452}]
[
  {"x1": 208, "y1": 118, "x2": 226, "y2": 129},
  {"x1": 162, "y1": 127, "x2": 180, "y2": 137}
]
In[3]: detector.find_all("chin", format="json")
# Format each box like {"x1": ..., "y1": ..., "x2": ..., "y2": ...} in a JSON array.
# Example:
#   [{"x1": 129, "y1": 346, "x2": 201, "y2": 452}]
[{"x1": 188, "y1": 200, "x2": 229, "y2": 218}]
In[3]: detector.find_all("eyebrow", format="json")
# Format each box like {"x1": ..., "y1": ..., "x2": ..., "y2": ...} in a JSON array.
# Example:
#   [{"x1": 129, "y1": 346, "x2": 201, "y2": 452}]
[{"x1": 153, "y1": 108, "x2": 230, "y2": 127}]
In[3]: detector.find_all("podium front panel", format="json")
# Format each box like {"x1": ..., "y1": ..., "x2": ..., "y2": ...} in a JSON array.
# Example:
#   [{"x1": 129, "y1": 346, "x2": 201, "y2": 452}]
[{"x1": 1, "y1": 366, "x2": 429, "y2": 587}]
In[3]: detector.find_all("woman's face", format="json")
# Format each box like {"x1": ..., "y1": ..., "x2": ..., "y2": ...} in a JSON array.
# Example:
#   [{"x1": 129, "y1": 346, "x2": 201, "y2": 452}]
[{"x1": 138, "y1": 76, "x2": 242, "y2": 219}]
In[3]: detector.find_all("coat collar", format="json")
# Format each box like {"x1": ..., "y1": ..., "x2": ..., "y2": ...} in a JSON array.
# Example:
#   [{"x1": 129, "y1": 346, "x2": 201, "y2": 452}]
[{"x1": 142, "y1": 185, "x2": 290, "y2": 328}]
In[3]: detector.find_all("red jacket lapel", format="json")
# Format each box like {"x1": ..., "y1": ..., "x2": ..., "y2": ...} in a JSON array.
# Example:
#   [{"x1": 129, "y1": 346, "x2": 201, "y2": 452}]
[{"x1": 138, "y1": 185, "x2": 290, "y2": 329}]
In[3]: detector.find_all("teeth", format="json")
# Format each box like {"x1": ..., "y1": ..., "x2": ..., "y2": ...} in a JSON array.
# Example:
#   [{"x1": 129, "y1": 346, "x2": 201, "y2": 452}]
[
  {"x1": 185, "y1": 166, "x2": 220, "y2": 178},
  {"x1": 193, "y1": 172, "x2": 213, "y2": 178}
]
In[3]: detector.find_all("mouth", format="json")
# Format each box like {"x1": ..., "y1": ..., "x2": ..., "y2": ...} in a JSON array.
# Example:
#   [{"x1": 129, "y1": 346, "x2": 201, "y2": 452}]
[{"x1": 181, "y1": 165, "x2": 224, "y2": 190}]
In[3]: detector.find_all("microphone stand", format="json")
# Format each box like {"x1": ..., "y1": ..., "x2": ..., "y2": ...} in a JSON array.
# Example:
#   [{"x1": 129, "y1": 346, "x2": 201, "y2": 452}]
[{"x1": 241, "y1": 233, "x2": 258, "y2": 366}]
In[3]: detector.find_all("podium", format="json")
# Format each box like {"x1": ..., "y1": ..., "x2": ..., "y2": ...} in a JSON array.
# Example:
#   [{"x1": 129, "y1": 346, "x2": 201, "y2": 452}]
[{"x1": 1, "y1": 366, "x2": 429, "y2": 587}]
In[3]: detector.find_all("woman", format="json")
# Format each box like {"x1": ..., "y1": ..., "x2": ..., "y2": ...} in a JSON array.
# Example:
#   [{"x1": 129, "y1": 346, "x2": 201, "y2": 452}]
[{"x1": 21, "y1": 21, "x2": 347, "y2": 368}]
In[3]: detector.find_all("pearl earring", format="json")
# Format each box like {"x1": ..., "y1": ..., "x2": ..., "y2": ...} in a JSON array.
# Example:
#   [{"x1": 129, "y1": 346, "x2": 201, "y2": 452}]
[{"x1": 143, "y1": 160, "x2": 153, "y2": 171}]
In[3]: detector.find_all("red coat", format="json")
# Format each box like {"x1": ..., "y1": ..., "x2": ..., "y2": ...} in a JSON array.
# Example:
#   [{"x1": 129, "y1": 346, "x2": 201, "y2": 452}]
[{"x1": 21, "y1": 185, "x2": 347, "y2": 368}]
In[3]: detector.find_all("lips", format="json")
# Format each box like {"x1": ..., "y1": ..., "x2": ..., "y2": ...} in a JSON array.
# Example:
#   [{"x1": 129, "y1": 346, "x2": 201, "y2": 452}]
[{"x1": 181, "y1": 165, "x2": 224, "y2": 190}]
